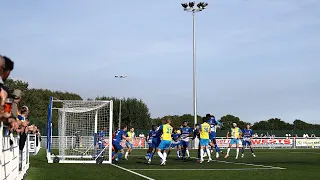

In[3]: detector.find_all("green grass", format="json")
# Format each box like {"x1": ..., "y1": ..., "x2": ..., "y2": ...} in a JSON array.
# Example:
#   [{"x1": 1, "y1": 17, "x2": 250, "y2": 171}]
[{"x1": 26, "y1": 148, "x2": 320, "y2": 180}]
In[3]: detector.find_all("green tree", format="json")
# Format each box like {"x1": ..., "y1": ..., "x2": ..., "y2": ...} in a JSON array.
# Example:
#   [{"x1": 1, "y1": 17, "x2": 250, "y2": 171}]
[
  {"x1": 96, "y1": 96, "x2": 151, "y2": 129},
  {"x1": 219, "y1": 114, "x2": 248, "y2": 130},
  {"x1": 3, "y1": 78, "x2": 29, "y2": 92}
]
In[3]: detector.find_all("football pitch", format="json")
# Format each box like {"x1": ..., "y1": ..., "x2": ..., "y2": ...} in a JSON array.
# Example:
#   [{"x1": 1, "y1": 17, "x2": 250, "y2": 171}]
[{"x1": 26, "y1": 148, "x2": 320, "y2": 180}]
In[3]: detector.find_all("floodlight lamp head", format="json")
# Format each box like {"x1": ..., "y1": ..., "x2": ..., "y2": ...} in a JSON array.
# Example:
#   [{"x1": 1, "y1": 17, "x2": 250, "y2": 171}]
[
  {"x1": 189, "y1": 2, "x2": 195, "y2": 8},
  {"x1": 197, "y1": 2, "x2": 202, "y2": 8},
  {"x1": 181, "y1": 3, "x2": 188, "y2": 9}
]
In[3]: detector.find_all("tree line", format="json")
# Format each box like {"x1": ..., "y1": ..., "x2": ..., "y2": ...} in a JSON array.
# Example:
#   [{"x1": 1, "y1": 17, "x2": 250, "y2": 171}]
[{"x1": 5, "y1": 78, "x2": 319, "y2": 135}]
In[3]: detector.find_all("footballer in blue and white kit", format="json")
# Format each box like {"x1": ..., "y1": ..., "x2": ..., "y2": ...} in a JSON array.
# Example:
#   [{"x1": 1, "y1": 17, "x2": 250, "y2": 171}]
[
  {"x1": 145, "y1": 125, "x2": 158, "y2": 160},
  {"x1": 180, "y1": 121, "x2": 193, "y2": 159},
  {"x1": 112, "y1": 126, "x2": 128, "y2": 162},
  {"x1": 96, "y1": 127, "x2": 106, "y2": 157},
  {"x1": 146, "y1": 125, "x2": 161, "y2": 164},
  {"x1": 168, "y1": 129, "x2": 182, "y2": 159},
  {"x1": 241, "y1": 124, "x2": 256, "y2": 158},
  {"x1": 207, "y1": 115, "x2": 222, "y2": 158}
]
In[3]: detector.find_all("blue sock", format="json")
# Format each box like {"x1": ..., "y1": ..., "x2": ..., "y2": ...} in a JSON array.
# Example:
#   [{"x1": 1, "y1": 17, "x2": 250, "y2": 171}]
[
  {"x1": 117, "y1": 152, "x2": 123, "y2": 160},
  {"x1": 215, "y1": 144, "x2": 220, "y2": 152},
  {"x1": 242, "y1": 148, "x2": 245, "y2": 154},
  {"x1": 149, "y1": 152, "x2": 155, "y2": 159}
]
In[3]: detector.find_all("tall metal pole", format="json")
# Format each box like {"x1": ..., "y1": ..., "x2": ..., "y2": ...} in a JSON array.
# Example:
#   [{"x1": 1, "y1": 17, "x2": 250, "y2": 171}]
[
  {"x1": 115, "y1": 75, "x2": 127, "y2": 129},
  {"x1": 118, "y1": 99, "x2": 122, "y2": 129},
  {"x1": 192, "y1": 11, "x2": 197, "y2": 127},
  {"x1": 181, "y1": 2, "x2": 208, "y2": 150}
]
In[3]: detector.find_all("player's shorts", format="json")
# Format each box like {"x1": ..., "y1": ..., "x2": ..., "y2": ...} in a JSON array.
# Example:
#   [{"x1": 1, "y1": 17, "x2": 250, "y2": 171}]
[
  {"x1": 181, "y1": 140, "x2": 189, "y2": 148},
  {"x1": 170, "y1": 141, "x2": 181, "y2": 148},
  {"x1": 230, "y1": 138, "x2": 239, "y2": 145},
  {"x1": 209, "y1": 132, "x2": 216, "y2": 140},
  {"x1": 158, "y1": 140, "x2": 171, "y2": 150},
  {"x1": 200, "y1": 139, "x2": 209, "y2": 146},
  {"x1": 242, "y1": 140, "x2": 252, "y2": 146},
  {"x1": 112, "y1": 140, "x2": 123, "y2": 150},
  {"x1": 98, "y1": 141, "x2": 105, "y2": 148},
  {"x1": 126, "y1": 142, "x2": 133, "y2": 149}
]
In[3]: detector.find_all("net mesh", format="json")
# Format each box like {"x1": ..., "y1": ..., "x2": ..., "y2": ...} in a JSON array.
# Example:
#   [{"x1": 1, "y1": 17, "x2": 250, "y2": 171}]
[{"x1": 57, "y1": 100, "x2": 111, "y2": 162}]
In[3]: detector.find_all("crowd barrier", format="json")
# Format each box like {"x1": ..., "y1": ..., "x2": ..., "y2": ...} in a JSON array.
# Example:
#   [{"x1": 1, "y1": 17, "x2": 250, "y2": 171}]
[
  {"x1": 0, "y1": 122, "x2": 41, "y2": 180},
  {"x1": 42, "y1": 136, "x2": 320, "y2": 150}
]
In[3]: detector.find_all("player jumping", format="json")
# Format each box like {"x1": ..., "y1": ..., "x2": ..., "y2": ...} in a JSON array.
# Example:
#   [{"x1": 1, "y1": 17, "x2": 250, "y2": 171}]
[
  {"x1": 208, "y1": 115, "x2": 222, "y2": 158},
  {"x1": 157, "y1": 119, "x2": 173, "y2": 166},
  {"x1": 242, "y1": 124, "x2": 256, "y2": 158},
  {"x1": 180, "y1": 121, "x2": 192, "y2": 159},
  {"x1": 225, "y1": 123, "x2": 242, "y2": 159},
  {"x1": 125, "y1": 127, "x2": 135, "y2": 160},
  {"x1": 168, "y1": 128, "x2": 182, "y2": 159},
  {"x1": 199, "y1": 118, "x2": 212, "y2": 163},
  {"x1": 112, "y1": 125, "x2": 128, "y2": 163}
]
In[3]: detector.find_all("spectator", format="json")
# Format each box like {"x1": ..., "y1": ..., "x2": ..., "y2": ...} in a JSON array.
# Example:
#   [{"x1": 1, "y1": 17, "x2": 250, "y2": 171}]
[
  {"x1": 11, "y1": 89, "x2": 23, "y2": 118},
  {"x1": 0, "y1": 55, "x2": 14, "y2": 120}
]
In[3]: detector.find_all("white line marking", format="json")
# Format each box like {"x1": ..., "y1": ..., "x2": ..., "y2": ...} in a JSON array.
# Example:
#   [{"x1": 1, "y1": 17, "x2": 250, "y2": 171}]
[
  {"x1": 190, "y1": 157, "x2": 286, "y2": 169},
  {"x1": 111, "y1": 164, "x2": 155, "y2": 180},
  {"x1": 131, "y1": 168, "x2": 284, "y2": 171},
  {"x1": 289, "y1": 152, "x2": 320, "y2": 155}
]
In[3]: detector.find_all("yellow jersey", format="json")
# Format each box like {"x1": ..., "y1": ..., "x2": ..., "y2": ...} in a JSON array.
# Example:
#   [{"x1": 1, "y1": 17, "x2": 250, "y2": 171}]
[
  {"x1": 127, "y1": 132, "x2": 136, "y2": 143},
  {"x1": 161, "y1": 124, "x2": 173, "y2": 141},
  {"x1": 200, "y1": 122, "x2": 210, "y2": 139},
  {"x1": 230, "y1": 127, "x2": 241, "y2": 138}
]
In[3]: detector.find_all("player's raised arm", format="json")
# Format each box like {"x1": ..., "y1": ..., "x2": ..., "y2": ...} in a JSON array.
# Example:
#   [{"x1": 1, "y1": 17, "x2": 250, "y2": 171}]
[{"x1": 226, "y1": 131, "x2": 230, "y2": 139}]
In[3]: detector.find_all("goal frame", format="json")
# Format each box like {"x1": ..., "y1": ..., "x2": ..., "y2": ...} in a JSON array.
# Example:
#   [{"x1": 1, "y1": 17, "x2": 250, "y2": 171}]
[{"x1": 46, "y1": 96, "x2": 113, "y2": 164}]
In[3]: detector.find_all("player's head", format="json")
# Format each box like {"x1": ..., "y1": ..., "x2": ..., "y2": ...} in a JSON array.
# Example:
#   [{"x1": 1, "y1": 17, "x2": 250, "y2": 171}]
[
  {"x1": 166, "y1": 119, "x2": 171, "y2": 124},
  {"x1": 173, "y1": 128, "x2": 177, "y2": 133},
  {"x1": 233, "y1": 123, "x2": 237, "y2": 128},
  {"x1": 101, "y1": 127, "x2": 105, "y2": 131},
  {"x1": 130, "y1": 127, "x2": 134, "y2": 132},
  {"x1": 210, "y1": 115, "x2": 215, "y2": 119},
  {"x1": 195, "y1": 123, "x2": 199, "y2": 129},
  {"x1": 246, "y1": 124, "x2": 251, "y2": 129},
  {"x1": 202, "y1": 117, "x2": 207, "y2": 123},
  {"x1": 122, "y1": 125, "x2": 128, "y2": 131},
  {"x1": 205, "y1": 114, "x2": 211, "y2": 120},
  {"x1": 151, "y1": 125, "x2": 156, "y2": 131},
  {"x1": 183, "y1": 121, "x2": 188, "y2": 127}
]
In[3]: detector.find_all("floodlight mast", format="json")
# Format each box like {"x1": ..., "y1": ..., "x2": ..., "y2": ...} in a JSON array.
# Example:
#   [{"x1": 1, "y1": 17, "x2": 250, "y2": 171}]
[
  {"x1": 181, "y1": 2, "x2": 208, "y2": 130},
  {"x1": 115, "y1": 75, "x2": 128, "y2": 129}
]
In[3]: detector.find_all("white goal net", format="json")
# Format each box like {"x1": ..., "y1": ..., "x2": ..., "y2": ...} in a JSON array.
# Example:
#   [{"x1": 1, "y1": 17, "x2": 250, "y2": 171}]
[{"x1": 47, "y1": 99, "x2": 113, "y2": 164}]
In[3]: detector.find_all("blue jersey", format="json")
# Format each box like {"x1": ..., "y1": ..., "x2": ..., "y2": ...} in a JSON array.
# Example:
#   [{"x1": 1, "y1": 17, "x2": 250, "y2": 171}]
[
  {"x1": 208, "y1": 117, "x2": 220, "y2": 135},
  {"x1": 180, "y1": 126, "x2": 192, "y2": 142},
  {"x1": 193, "y1": 128, "x2": 200, "y2": 139},
  {"x1": 99, "y1": 131, "x2": 105, "y2": 142},
  {"x1": 172, "y1": 133, "x2": 181, "y2": 142},
  {"x1": 113, "y1": 129, "x2": 126, "y2": 142},
  {"x1": 242, "y1": 129, "x2": 254, "y2": 140},
  {"x1": 148, "y1": 130, "x2": 157, "y2": 140}
]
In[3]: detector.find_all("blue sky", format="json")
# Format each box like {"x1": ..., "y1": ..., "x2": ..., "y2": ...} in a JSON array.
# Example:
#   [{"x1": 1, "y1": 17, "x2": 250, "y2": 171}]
[{"x1": 1, "y1": 0, "x2": 319, "y2": 124}]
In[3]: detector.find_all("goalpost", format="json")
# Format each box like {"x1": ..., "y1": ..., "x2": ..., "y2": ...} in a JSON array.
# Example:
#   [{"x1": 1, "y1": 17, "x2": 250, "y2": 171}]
[{"x1": 46, "y1": 97, "x2": 113, "y2": 164}]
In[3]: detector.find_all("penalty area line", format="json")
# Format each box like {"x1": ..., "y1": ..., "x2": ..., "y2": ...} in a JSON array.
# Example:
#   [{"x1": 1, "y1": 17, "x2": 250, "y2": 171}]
[
  {"x1": 111, "y1": 164, "x2": 155, "y2": 180},
  {"x1": 131, "y1": 168, "x2": 283, "y2": 171}
]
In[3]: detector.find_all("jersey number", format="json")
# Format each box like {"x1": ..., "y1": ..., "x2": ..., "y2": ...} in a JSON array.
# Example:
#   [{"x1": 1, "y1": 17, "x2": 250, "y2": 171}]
[{"x1": 166, "y1": 127, "x2": 173, "y2": 134}]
